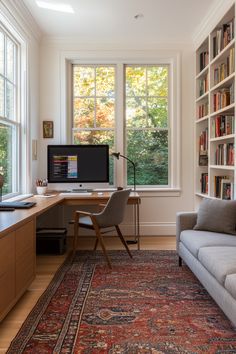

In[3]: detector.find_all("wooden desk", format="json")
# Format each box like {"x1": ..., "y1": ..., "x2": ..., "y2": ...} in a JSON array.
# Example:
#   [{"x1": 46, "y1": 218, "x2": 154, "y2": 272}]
[{"x1": 0, "y1": 191, "x2": 140, "y2": 321}]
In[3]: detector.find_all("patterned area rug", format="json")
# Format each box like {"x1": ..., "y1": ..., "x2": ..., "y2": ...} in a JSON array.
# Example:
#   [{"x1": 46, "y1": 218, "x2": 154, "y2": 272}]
[{"x1": 7, "y1": 250, "x2": 236, "y2": 353}]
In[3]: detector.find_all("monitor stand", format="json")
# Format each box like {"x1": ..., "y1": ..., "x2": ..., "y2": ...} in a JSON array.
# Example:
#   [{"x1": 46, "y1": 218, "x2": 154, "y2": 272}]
[{"x1": 72, "y1": 188, "x2": 93, "y2": 192}]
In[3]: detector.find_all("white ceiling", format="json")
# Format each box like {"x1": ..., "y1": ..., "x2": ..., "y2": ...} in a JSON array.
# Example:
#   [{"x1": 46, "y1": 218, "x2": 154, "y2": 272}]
[{"x1": 22, "y1": 0, "x2": 218, "y2": 43}]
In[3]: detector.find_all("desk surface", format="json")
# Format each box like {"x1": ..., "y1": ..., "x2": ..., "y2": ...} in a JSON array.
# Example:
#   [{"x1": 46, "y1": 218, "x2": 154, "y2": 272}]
[{"x1": 0, "y1": 192, "x2": 140, "y2": 237}]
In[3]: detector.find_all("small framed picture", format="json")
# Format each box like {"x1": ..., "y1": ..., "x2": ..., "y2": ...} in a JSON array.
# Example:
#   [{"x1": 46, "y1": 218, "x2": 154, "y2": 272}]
[
  {"x1": 43, "y1": 121, "x2": 54, "y2": 138},
  {"x1": 221, "y1": 179, "x2": 233, "y2": 200}
]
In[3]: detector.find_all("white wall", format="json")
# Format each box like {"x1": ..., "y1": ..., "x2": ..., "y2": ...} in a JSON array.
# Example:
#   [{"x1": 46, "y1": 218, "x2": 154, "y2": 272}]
[{"x1": 38, "y1": 41, "x2": 195, "y2": 236}]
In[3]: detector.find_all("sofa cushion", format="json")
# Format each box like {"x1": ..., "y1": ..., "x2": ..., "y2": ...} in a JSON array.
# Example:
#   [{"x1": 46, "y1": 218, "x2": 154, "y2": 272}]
[
  {"x1": 180, "y1": 230, "x2": 236, "y2": 257},
  {"x1": 225, "y1": 274, "x2": 236, "y2": 300},
  {"x1": 198, "y1": 247, "x2": 236, "y2": 285},
  {"x1": 193, "y1": 198, "x2": 236, "y2": 235}
]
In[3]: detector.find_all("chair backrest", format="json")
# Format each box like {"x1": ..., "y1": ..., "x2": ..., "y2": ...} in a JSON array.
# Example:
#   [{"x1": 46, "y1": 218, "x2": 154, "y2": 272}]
[{"x1": 95, "y1": 189, "x2": 131, "y2": 228}]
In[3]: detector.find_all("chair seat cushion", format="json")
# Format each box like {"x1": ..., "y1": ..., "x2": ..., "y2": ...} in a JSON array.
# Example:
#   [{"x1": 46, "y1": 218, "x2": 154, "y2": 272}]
[
  {"x1": 180, "y1": 230, "x2": 236, "y2": 257},
  {"x1": 198, "y1": 247, "x2": 236, "y2": 285}
]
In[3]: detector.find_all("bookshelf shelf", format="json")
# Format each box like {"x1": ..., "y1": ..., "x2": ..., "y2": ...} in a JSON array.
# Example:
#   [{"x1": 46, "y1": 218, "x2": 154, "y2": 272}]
[
  {"x1": 195, "y1": 4, "x2": 235, "y2": 200},
  {"x1": 210, "y1": 165, "x2": 234, "y2": 170},
  {"x1": 210, "y1": 103, "x2": 235, "y2": 117},
  {"x1": 210, "y1": 134, "x2": 234, "y2": 142},
  {"x1": 196, "y1": 65, "x2": 209, "y2": 80},
  {"x1": 196, "y1": 91, "x2": 209, "y2": 102},
  {"x1": 196, "y1": 115, "x2": 209, "y2": 123},
  {"x1": 210, "y1": 39, "x2": 235, "y2": 65},
  {"x1": 211, "y1": 72, "x2": 235, "y2": 92}
]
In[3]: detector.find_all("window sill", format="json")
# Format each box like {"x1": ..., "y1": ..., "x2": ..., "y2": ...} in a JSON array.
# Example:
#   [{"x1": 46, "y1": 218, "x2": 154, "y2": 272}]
[{"x1": 135, "y1": 188, "x2": 181, "y2": 197}]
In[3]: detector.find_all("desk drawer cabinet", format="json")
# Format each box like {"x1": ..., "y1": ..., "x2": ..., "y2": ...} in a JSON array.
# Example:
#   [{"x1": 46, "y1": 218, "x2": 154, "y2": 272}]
[
  {"x1": 0, "y1": 219, "x2": 36, "y2": 321},
  {"x1": 0, "y1": 232, "x2": 15, "y2": 318},
  {"x1": 16, "y1": 221, "x2": 35, "y2": 296}
]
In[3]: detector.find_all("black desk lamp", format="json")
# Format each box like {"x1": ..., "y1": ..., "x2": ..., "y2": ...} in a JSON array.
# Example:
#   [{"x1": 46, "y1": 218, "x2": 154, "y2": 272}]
[{"x1": 111, "y1": 152, "x2": 136, "y2": 191}]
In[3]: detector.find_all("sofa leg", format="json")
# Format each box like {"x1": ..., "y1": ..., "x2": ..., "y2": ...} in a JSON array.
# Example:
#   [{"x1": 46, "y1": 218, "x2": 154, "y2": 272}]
[{"x1": 178, "y1": 256, "x2": 182, "y2": 267}]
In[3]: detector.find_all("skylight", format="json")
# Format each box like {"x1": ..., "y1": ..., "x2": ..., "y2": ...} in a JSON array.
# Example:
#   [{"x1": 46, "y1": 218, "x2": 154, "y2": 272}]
[{"x1": 36, "y1": 1, "x2": 74, "y2": 13}]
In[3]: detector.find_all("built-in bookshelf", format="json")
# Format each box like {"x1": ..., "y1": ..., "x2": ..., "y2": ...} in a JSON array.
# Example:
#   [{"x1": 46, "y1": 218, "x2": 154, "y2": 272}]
[{"x1": 195, "y1": 4, "x2": 235, "y2": 200}]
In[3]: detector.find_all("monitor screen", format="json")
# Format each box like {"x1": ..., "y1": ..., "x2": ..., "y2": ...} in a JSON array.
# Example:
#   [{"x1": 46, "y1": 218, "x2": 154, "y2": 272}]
[{"x1": 47, "y1": 145, "x2": 109, "y2": 183}]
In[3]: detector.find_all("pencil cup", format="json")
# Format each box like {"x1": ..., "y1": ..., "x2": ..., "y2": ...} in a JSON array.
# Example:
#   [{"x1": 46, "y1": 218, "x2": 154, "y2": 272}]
[{"x1": 36, "y1": 186, "x2": 47, "y2": 195}]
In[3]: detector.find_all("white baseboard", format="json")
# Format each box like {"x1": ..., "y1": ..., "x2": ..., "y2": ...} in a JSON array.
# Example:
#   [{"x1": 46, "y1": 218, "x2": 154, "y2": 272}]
[
  {"x1": 67, "y1": 222, "x2": 176, "y2": 237},
  {"x1": 122, "y1": 222, "x2": 176, "y2": 236}
]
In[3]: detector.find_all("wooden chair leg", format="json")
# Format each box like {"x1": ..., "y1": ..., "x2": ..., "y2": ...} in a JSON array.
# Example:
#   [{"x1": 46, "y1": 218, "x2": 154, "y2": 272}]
[
  {"x1": 115, "y1": 225, "x2": 133, "y2": 259},
  {"x1": 94, "y1": 238, "x2": 98, "y2": 250},
  {"x1": 94, "y1": 225, "x2": 112, "y2": 269}
]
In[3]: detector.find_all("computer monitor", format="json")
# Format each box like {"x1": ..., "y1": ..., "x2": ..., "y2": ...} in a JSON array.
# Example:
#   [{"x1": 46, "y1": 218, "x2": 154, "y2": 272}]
[{"x1": 47, "y1": 145, "x2": 109, "y2": 185}]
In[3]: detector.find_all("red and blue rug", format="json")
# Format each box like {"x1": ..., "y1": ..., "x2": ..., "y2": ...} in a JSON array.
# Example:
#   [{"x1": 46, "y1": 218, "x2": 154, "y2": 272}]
[{"x1": 7, "y1": 250, "x2": 236, "y2": 353}]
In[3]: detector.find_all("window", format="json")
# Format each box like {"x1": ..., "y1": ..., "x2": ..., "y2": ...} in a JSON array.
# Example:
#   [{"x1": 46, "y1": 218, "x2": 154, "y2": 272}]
[
  {"x1": 125, "y1": 65, "x2": 169, "y2": 186},
  {"x1": 71, "y1": 61, "x2": 176, "y2": 190},
  {"x1": 0, "y1": 27, "x2": 19, "y2": 196},
  {"x1": 72, "y1": 65, "x2": 115, "y2": 182}
]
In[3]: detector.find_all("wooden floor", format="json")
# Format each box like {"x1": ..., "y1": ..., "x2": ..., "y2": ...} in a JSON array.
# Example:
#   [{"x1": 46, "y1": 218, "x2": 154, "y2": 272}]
[{"x1": 0, "y1": 236, "x2": 176, "y2": 353}]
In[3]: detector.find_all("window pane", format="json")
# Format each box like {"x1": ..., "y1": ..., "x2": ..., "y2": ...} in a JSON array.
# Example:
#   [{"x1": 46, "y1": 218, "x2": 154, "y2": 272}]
[
  {"x1": 6, "y1": 81, "x2": 14, "y2": 119},
  {"x1": 126, "y1": 97, "x2": 146, "y2": 128},
  {"x1": 147, "y1": 66, "x2": 168, "y2": 97},
  {"x1": 0, "y1": 32, "x2": 4, "y2": 76},
  {"x1": 126, "y1": 67, "x2": 146, "y2": 96},
  {"x1": 6, "y1": 38, "x2": 14, "y2": 82},
  {"x1": 127, "y1": 130, "x2": 168, "y2": 186},
  {"x1": 0, "y1": 77, "x2": 4, "y2": 116},
  {"x1": 96, "y1": 67, "x2": 115, "y2": 96},
  {"x1": 73, "y1": 98, "x2": 94, "y2": 128},
  {"x1": 96, "y1": 98, "x2": 115, "y2": 128},
  {"x1": 147, "y1": 98, "x2": 168, "y2": 128},
  {"x1": 73, "y1": 130, "x2": 114, "y2": 184},
  {"x1": 0, "y1": 123, "x2": 13, "y2": 195},
  {"x1": 73, "y1": 66, "x2": 95, "y2": 96}
]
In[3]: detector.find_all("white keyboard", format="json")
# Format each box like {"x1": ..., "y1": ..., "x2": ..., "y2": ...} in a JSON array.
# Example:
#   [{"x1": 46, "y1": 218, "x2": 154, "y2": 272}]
[{"x1": 59, "y1": 192, "x2": 92, "y2": 197}]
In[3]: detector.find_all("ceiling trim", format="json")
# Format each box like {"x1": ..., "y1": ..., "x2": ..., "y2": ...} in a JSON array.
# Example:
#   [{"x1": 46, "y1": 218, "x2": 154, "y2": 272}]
[
  {"x1": 192, "y1": 0, "x2": 235, "y2": 49},
  {"x1": 40, "y1": 35, "x2": 194, "y2": 50},
  {"x1": 1, "y1": 0, "x2": 42, "y2": 41}
]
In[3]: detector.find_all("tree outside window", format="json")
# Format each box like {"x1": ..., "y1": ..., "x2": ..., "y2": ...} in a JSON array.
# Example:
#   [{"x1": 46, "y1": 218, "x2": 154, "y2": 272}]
[
  {"x1": 72, "y1": 64, "x2": 169, "y2": 188},
  {"x1": 72, "y1": 65, "x2": 115, "y2": 184},
  {"x1": 125, "y1": 65, "x2": 169, "y2": 187}
]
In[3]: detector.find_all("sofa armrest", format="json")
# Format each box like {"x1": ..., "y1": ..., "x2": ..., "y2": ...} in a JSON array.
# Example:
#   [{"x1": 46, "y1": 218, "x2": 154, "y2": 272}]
[{"x1": 176, "y1": 212, "x2": 197, "y2": 252}]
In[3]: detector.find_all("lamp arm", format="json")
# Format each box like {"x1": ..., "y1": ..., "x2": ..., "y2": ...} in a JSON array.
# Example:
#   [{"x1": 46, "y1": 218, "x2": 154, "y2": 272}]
[{"x1": 119, "y1": 154, "x2": 136, "y2": 191}]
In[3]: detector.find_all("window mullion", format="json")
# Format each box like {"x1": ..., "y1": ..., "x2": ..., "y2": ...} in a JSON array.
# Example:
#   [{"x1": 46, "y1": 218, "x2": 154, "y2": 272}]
[
  {"x1": 115, "y1": 63, "x2": 125, "y2": 188},
  {"x1": 94, "y1": 66, "x2": 96, "y2": 128}
]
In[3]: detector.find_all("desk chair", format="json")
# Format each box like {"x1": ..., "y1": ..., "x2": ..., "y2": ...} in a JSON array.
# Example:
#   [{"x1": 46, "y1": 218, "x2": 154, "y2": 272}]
[{"x1": 72, "y1": 189, "x2": 133, "y2": 268}]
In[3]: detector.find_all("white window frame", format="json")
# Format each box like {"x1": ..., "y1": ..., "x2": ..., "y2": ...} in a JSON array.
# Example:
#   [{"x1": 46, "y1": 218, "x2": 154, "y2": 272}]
[
  {"x1": 0, "y1": 12, "x2": 28, "y2": 199},
  {"x1": 60, "y1": 50, "x2": 181, "y2": 195}
]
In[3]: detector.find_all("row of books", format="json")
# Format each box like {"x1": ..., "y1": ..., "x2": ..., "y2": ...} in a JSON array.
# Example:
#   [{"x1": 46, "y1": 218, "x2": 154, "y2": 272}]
[
  {"x1": 214, "y1": 175, "x2": 233, "y2": 199},
  {"x1": 199, "y1": 74, "x2": 209, "y2": 97},
  {"x1": 212, "y1": 83, "x2": 234, "y2": 112},
  {"x1": 211, "y1": 115, "x2": 235, "y2": 138},
  {"x1": 199, "y1": 127, "x2": 208, "y2": 153},
  {"x1": 214, "y1": 142, "x2": 234, "y2": 165},
  {"x1": 213, "y1": 48, "x2": 235, "y2": 85},
  {"x1": 197, "y1": 102, "x2": 209, "y2": 119},
  {"x1": 199, "y1": 51, "x2": 209, "y2": 72},
  {"x1": 200, "y1": 173, "x2": 208, "y2": 194},
  {"x1": 212, "y1": 19, "x2": 234, "y2": 58}
]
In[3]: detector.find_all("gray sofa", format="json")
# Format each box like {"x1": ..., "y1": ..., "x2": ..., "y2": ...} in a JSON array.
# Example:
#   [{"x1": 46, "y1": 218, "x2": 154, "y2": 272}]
[{"x1": 176, "y1": 211, "x2": 236, "y2": 327}]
